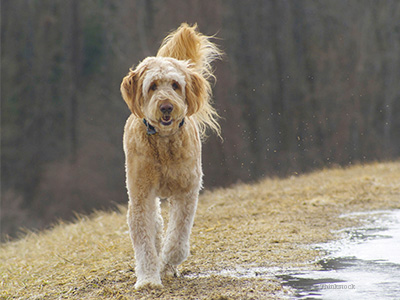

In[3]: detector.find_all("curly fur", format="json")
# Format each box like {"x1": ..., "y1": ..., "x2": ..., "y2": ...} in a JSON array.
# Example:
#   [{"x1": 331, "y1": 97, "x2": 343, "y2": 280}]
[{"x1": 120, "y1": 23, "x2": 221, "y2": 289}]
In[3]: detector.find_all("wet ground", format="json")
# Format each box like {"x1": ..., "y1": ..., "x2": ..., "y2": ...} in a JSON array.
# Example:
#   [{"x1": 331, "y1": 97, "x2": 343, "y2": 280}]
[
  {"x1": 185, "y1": 210, "x2": 400, "y2": 299},
  {"x1": 280, "y1": 210, "x2": 400, "y2": 299}
]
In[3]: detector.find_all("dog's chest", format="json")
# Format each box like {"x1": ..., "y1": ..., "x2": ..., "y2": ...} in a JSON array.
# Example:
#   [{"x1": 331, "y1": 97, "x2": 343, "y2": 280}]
[
  {"x1": 148, "y1": 136, "x2": 201, "y2": 196},
  {"x1": 149, "y1": 136, "x2": 187, "y2": 163}
]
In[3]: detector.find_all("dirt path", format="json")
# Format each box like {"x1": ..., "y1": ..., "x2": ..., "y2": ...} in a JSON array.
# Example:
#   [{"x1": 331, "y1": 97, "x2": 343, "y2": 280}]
[{"x1": 1, "y1": 162, "x2": 399, "y2": 299}]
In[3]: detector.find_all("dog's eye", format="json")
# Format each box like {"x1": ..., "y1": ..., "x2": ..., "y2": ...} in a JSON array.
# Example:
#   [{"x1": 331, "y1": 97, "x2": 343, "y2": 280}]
[
  {"x1": 172, "y1": 82, "x2": 180, "y2": 91},
  {"x1": 150, "y1": 83, "x2": 157, "y2": 91}
]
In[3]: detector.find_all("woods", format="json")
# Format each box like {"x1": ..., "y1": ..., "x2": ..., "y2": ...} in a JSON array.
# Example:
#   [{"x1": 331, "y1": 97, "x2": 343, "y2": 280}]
[{"x1": 2, "y1": 0, "x2": 400, "y2": 237}]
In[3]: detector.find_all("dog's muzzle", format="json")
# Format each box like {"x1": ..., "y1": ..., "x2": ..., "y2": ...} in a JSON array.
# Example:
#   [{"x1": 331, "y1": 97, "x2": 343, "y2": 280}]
[{"x1": 160, "y1": 103, "x2": 173, "y2": 126}]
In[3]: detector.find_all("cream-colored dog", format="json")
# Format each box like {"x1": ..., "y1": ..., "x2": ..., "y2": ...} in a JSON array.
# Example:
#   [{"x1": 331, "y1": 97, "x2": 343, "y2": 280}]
[{"x1": 120, "y1": 24, "x2": 221, "y2": 289}]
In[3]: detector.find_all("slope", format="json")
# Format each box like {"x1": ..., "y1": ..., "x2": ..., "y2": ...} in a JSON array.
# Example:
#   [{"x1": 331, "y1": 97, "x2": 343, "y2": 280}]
[{"x1": 1, "y1": 162, "x2": 399, "y2": 299}]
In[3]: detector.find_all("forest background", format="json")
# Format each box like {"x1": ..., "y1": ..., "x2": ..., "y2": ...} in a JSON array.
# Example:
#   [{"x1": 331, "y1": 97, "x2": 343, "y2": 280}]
[{"x1": 2, "y1": 0, "x2": 400, "y2": 238}]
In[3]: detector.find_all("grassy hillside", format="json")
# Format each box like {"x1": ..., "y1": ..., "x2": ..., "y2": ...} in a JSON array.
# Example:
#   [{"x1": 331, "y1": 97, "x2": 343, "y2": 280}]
[{"x1": 1, "y1": 162, "x2": 399, "y2": 299}]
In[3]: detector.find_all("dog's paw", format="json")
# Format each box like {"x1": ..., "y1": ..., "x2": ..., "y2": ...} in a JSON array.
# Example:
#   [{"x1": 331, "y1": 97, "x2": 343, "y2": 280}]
[
  {"x1": 134, "y1": 277, "x2": 163, "y2": 290},
  {"x1": 161, "y1": 263, "x2": 181, "y2": 278}
]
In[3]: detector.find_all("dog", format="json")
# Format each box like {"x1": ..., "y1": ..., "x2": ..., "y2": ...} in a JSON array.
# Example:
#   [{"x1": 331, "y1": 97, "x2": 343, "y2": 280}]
[{"x1": 120, "y1": 23, "x2": 221, "y2": 289}]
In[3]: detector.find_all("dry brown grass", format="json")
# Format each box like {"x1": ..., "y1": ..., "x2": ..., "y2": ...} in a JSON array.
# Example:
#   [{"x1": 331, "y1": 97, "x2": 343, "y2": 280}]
[{"x1": 1, "y1": 162, "x2": 399, "y2": 299}]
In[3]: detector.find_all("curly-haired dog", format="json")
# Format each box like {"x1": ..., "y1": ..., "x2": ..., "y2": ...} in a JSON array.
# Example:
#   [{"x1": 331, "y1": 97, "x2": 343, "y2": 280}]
[{"x1": 120, "y1": 23, "x2": 221, "y2": 289}]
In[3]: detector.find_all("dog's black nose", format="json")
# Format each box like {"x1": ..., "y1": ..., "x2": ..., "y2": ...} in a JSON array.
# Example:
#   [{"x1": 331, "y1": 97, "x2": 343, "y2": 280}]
[{"x1": 160, "y1": 103, "x2": 173, "y2": 114}]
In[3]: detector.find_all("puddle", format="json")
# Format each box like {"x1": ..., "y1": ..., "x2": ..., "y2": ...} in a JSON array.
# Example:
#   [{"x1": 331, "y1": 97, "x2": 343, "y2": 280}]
[
  {"x1": 280, "y1": 210, "x2": 400, "y2": 299},
  {"x1": 185, "y1": 210, "x2": 400, "y2": 299}
]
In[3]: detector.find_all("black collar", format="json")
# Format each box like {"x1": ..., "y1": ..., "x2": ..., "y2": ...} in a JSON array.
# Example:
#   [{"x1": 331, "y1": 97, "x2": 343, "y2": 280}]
[{"x1": 143, "y1": 118, "x2": 185, "y2": 135}]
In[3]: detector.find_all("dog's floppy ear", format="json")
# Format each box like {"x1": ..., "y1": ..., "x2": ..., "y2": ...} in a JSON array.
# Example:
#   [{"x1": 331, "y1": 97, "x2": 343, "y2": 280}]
[
  {"x1": 185, "y1": 71, "x2": 209, "y2": 116},
  {"x1": 120, "y1": 67, "x2": 145, "y2": 118}
]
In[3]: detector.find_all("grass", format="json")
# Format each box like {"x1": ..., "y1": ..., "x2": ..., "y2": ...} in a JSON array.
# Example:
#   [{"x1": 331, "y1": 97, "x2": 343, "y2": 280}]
[{"x1": 1, "y1": 162, "x2": 400, "y2": 299}]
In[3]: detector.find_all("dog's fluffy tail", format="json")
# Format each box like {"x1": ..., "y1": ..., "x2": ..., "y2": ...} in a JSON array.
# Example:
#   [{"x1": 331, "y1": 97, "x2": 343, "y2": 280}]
[
  {"x1": 157, "y1": 23, "x2": 222, "y2": 138},
  {"x1": 157, "y1": 23, "x2": 222, "y2": 80}
]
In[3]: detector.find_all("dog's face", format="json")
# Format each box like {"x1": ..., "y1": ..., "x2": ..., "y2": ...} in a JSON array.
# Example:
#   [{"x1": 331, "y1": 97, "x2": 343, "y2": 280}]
[{"x1": 121, "y1": 57, "x2": 208, "y2": 135}]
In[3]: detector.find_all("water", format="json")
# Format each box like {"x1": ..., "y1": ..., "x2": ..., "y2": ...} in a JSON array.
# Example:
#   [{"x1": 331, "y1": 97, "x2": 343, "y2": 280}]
[
  {"x1": 186, "y1": 210, "x2": 400, "y2": 299},
  {"x1": 281, "y1": 210, "x2": 400, "y2": 300}
]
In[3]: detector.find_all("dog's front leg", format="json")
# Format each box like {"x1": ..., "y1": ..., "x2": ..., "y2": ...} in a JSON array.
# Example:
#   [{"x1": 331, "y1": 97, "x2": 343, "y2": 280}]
[
  {"x1": 161, "y1": 189, "x2": 199, "y2": 277},
  {"x1": 127, "y1": 193, "x2": 163, "y2": 289}
]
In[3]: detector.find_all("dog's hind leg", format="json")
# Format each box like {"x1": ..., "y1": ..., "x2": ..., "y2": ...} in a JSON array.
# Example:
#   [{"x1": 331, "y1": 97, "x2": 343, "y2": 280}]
[
  {"x1": 127, "y1": 192, "x2": 163, "y2": 289},
  {"x1": 161, "y1": 188, "x2": 199, "y2": 277}
]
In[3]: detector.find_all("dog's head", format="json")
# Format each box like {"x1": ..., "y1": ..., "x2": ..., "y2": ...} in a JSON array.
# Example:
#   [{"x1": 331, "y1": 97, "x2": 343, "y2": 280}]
[{"x1": 121, "y1": 57, "x2": 208, "y2": 135}]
